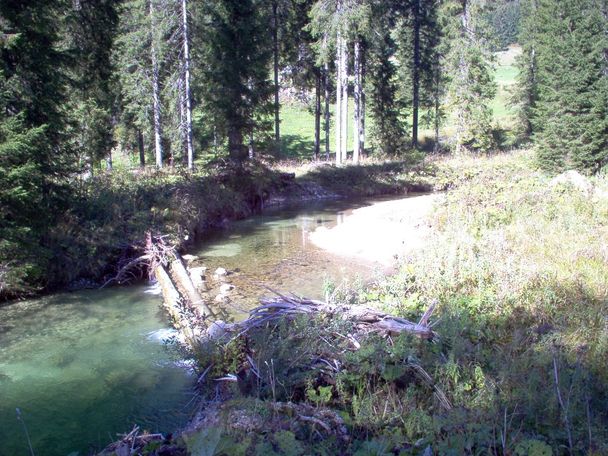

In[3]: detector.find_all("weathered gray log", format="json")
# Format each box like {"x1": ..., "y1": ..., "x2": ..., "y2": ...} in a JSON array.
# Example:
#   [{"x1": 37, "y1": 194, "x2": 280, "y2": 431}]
[
  {"x1": 169, "y1": 258, "x2": 214, "y2": 318},
  {"x1": 155, "y1": 264, "x2": 201, "y2": 342},
  {"x1": 206, "y1": 290, "x2": 436, "y2": 341},
  {"x1": 245, "y1": 295, "x2": 436, "y2": 339}
]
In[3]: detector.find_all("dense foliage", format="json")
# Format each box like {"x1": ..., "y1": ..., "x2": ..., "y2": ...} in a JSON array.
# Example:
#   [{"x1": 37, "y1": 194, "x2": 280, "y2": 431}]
[
  {"x1": 485, "y1": 0, "x2": 521, "y2": 50},
  {"x1": 515, "y1": 0, "x2": 608, "y2": 173},
  {"x1": 1, "y1": 0, "x2": 607, "y2": 453},
  {"x1": 188, "y1": 151, "x2": 608, "y2": 455},
  {"x1": 0, "y1": 0, "x2": 606, "y2": 305}
]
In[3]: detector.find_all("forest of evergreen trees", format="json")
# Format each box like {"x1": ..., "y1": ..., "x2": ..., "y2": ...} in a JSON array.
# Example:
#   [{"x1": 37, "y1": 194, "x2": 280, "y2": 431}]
[{"x1": 0, "y1": 0, "x2": 606, "y2": 296}]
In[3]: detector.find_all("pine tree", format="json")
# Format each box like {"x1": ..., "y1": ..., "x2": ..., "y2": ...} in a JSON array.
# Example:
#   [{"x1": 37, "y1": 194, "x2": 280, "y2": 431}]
[
  {"x1": 0, "y1": 1, "x2": 73, "y2": 296},
  {"x1": 197, "y1": 0, "x2": 273, "y2": 161},
  {"x1": 485, "y1": 0, "x2": 521, "y2": 50},
  {"x1": 64, "y1": 0, "x2": 119, "y2": 173},
  {"x1": 114, "y1": 0, "x2": 159, "y2": 167},
  {"x1": 365, "y1": 2, "x2": 406, "y2": 156},
  {"x1": 396, "y1": 0, "x2": 441, "y2": 148},
  {"x1": 280, "y1": 0, "x2": 324, "y2": 160},
  {"x1": 511, "y1": 0, "x2": 537, "y2": 139},
  {"x1": 526, "y1": 0, "x2": 608, "y2": 172},
  {"x1": 442, "y1": 0, "x2": 496, "y2": 153}
]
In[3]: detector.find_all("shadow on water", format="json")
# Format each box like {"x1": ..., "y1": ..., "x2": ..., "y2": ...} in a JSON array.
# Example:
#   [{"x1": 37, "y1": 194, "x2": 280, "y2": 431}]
[{"x1": 0, "y1": 286, "x2": 196, "y2": 456}]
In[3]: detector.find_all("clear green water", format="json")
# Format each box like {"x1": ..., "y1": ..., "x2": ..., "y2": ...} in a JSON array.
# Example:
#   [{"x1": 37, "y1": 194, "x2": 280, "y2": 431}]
[
  {"x1": 0, "y1": 197, "x2": 388, "y2": 456},
  {"x1": 0, "y1": 286, "x2": 195, "y2": 456},
  {"x1": 194, "y1": 198, "x2": 385, "y2": 316}
]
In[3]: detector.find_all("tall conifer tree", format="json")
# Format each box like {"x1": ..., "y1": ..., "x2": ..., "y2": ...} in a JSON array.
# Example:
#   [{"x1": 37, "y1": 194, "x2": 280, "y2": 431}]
[
  {"x1": 198, "y1": 0, "x2": 273, "y2": 161},
  {"x1": 442, "y1": 0, "x2": 496, "y2": 153},
  {"x1": 523, "y1": 0, "x2": 608, "y2": 172}
]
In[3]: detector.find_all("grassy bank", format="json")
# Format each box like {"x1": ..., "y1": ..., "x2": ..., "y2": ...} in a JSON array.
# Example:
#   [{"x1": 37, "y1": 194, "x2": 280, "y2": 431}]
[
  {"x1": 177, "y1": 150, "x2": 608, "y2": 455},
  {"x1": 0, "y1": 158, "x2": 436, "y2": 300}
]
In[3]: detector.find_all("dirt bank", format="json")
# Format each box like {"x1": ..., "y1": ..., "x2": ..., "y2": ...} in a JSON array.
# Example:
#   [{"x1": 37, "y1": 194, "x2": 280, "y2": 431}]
[{"x1": 309, "y1": 193, "x2": 442, "y2": 267}]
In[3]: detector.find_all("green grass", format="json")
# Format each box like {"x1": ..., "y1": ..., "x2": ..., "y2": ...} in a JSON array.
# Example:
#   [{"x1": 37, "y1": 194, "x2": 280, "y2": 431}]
[
  {"x1": 278, "y1": 102, "x2": 372, "y2": 161},
  {"x1": 186, "y1": 151, "x2": 608, "y2": 455},
  {"x1": 278, "y1": 46, "x2": 521, "y2": 160},
  {"x1": 491, "y1": 45, "x2": 521, "y2": 123}
]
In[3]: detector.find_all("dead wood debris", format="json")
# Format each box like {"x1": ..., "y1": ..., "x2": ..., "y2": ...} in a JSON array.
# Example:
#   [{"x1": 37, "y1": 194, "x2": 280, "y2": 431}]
[
  {"x1": 98, "y1": 425, "x2": 184, "y2": 456},
  {"x1": 225, "y1": 289, "x2": 437, "y2": 341}
]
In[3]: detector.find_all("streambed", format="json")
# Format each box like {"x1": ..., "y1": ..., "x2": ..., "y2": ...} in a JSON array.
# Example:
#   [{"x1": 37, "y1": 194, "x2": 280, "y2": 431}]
[{"x1": 0, "y1": 195, "x2": 423, "y2": 455}]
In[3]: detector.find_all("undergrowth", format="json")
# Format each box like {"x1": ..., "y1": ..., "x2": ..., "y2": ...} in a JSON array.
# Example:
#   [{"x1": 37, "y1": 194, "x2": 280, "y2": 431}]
[
  {"x1": 1, "y1": 157, "x2": 433, "y2": 299},
  {"x1": 180, "y1": 150, "x2": 608, "y2": 455}
]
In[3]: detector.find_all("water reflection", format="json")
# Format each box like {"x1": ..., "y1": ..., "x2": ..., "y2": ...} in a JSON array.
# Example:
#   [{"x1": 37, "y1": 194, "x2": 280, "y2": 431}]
[{"x1": 194, "y1": 199, "x2": 385, "y2": 316}]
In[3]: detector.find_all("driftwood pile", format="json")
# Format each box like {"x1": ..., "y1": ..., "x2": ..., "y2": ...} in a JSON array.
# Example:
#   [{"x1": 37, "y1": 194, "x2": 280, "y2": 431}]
[
  {"x1": 239, "y1": 290, "x2": 437, "y2": 339},
  {"x1": 98, "y1": 425, "x2": 182, "y2": 456},
  {"x1": 123, "y1": 234, "x2": 439, "y2": 346}
]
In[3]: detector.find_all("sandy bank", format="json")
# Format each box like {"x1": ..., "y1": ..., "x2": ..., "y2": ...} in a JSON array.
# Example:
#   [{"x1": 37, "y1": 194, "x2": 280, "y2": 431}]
[{"x1": 309, "y1": 193, "x2": 441, "y2": 267}]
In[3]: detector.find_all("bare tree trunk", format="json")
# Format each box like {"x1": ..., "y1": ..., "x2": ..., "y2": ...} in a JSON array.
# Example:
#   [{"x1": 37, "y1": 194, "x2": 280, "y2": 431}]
[
  {"x1": 455, "y1": 0, "x2": 470, "y2": 155},
  {"x1": 248, "y1": 130, "x2": 254, "y2": 159},
  {"x1": 433, "y1": 64, "x2": 441, "y2": 152},
  {"x1": 228, "y1": 128, "x2": 245, "y2": 160},
  {"x1": 324, "y1": 63, "x2": 330, "y2": 161},
  {"x1": 360, "y1": 48, "x2": 365, "y2": 156},
  {"x1": 137, "y1": 129, "x2": 146, "y2": 168},
  {"x1": 314, "y1": 71, "x2": 321, "y2": 161},
  {"x1": 412, "y1": 0, "x2": 421, "y2": 148},
  {"x1": 150, "y1": 0, "x2": 163, "y2": 168},
  {"x1": 181, "y1": 0, "x2": 195, "y2": 169},
  {"x1": 335, "y1": 31, "x2": 343, "y2": 165},
  {"x1": 340, "y1": 37, "x2": 348, "y2": 163},
  {"x1": 178, "y1": 76, "x2": 186, "y2": 155},
  {"x1": 272, "y1": 0, "x2": 280, "y2": 148},
  {"x1": 353, "y1": 40, "x2": 361, "y2": 164}
]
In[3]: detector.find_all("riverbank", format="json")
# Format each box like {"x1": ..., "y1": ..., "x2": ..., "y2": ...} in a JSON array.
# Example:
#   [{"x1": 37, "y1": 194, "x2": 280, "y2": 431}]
[
  {"x1": 131, "y1": 149, "x2": 608, "y2": 455},
  {"x1": 0, "y1": 158, "x2": 438, "y2": 301},
  {"x1": 309, "y1": 193, "x2": 442, "y2": 267}
]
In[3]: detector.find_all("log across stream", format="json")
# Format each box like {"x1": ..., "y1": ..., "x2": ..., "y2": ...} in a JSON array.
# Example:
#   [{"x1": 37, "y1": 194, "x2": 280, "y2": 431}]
[
  {"x1": 1, "y1": 195, "x2": 427, "y2": 456},
  {"x1": 151, "y1": 193, "x2": 439, "y2": 348}
]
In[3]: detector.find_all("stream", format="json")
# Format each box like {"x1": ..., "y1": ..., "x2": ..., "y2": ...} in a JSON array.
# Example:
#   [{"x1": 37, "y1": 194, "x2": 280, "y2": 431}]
[{"x1": 0, "y1": 196, "x2": 393, "y2": 456}]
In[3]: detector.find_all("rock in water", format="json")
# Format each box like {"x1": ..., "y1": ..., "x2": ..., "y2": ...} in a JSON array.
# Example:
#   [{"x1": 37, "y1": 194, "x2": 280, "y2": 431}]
[
  {"x1": 182, "y1": 254, "x2": 199, "y2": 266},
  {"x1": 189, "y1": 266, "x2": 207, "y2": 291},
  {"x1": 213, "y1": 267, "x2": 228, "y2": 281}
]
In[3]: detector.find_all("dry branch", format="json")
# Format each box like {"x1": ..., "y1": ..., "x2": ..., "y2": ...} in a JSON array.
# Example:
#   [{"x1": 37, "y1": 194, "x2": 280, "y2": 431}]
[{"x1": 232, "y1": 291, "x2": 437, "y2": 340}]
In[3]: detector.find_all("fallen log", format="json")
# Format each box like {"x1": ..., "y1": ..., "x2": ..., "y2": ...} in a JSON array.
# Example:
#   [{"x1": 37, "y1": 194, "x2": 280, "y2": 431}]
[
  {"x1": 155, "y1": 264, "x2": 202, "y2": 342},
  {"x1": 244, "y1": 292, "x2": 436, "y2": 339},
  {"x1": 146, "y1": 234, "x2": 436, "y2": 345},
  {"x1": 145, "y1": 234, "x2": 210, "y2": 344},
  {"x1": 206, "y1": 290, "x2": 437, "y2": 341},
  {"x1": 169, "y1": 257, "x2": 214, "y2": 318}
]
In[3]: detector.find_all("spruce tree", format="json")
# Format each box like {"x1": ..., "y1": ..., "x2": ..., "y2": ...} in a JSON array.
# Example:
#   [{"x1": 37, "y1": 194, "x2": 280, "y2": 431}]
[
  {"x1": 365, "y1": 2, "x2": 407, "y2": 156},
  {"x1": 0, "y1": 1, "x2": 73, "y2": 296},
  {"x1": 113, "y1": 0, "x2": 159, "y2": 166},
  {"x1": 512, "y1": 0, "x2": 537, "y2": 139},
  {"x1": 197, "y1": 0, "x2": 273, "y2": 161},
  {"x1": 527, "y1": 0, "x2": 608, "y2": 172},
  {"x1": 396, "y1": 0, "x2": 441, "y2": 148},
  {"x1": 485, "y1": 0, "x2": 521, "y2": 50},
  {"x1": 64, "y1": 0, "x2": 119, "y2": 172},
  {"x1": 442, "y1": 0, "x2": 496, "y2": 153}
]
